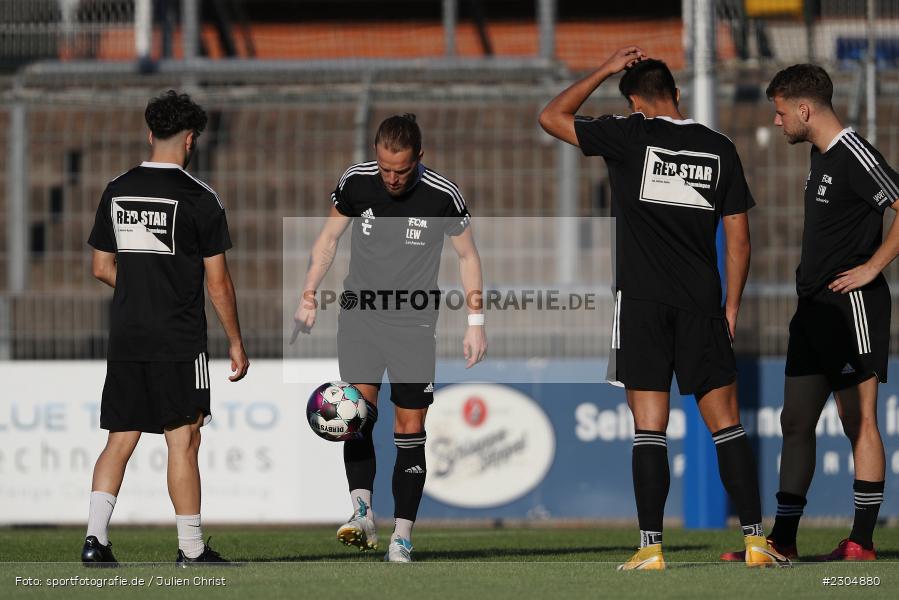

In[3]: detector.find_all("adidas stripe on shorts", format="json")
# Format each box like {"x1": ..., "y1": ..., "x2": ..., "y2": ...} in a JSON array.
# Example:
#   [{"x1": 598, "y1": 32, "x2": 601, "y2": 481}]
[
  {"x1": 100, "y1": 353, "x2": 212, "y2": 433},
  {"x1": 786, "y1": 278, "x2": 890, "y2": 390}
]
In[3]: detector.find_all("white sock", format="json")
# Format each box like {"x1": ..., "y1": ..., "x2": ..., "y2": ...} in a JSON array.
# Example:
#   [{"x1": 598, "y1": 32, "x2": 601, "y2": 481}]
[
  {"x1": 393, "y1": 518, "x2": 414, "y2": 541},
  {"x1": 350, "y1": 489, "x2": 373, "y2": 518},
  {"x1": 176, "y1": 514, "x2": 205, "y2": 559},
  {"x1": 640, "y1": 530, "x2": 662, "y2": 548},
  {"x1": 86, "y1": 491, "x2": 116, "y2": 546}
]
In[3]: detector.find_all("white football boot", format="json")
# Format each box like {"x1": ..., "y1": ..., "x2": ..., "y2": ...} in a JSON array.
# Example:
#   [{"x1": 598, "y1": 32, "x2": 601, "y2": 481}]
[
  {"x1": 336, "y1": 497, "x2": 378, "y2": 551},
  {"x1": 384, "y1": 535, "x2": 414, "y2": 563}
]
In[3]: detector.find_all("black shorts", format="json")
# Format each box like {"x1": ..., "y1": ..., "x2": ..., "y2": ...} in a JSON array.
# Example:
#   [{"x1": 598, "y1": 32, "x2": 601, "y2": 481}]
[
  {"x1": 100, "y1": 353, "x2": 212, "y2": 434},
  {"x1": 337, "y1": 312, "x2": 436, "y2": 409},
  {"x1": 607, "y1": 293, "x2": 736, "y2": 396},
  {"x1": 786, "y1": 283, "x2": 890, "y2": 390}
]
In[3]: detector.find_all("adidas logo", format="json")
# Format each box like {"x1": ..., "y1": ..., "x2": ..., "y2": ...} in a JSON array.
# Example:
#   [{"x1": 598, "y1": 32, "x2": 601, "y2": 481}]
[
  {"x1": 361, "y1": 208, "x2": 375, "y2": 219},
  {"x1": 842, "y1": 363, "x2": 856, "y2": 374},
  {"x1": 404, "y1": 465, "x2": 424, "y2": 474},
  {"x1": 423, "y1": 382, "x2": 434, "y2": 393}
]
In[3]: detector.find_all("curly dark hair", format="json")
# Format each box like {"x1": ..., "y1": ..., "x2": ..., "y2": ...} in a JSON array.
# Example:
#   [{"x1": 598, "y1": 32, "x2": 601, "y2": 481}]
[
  {"x1": 374, "y1": 113, "x2": 422, "y2": 156},
  {"x1": 766, "y1": 64, "x2": 833, "y2": 107},
  {"x1": 619, "y1": 59, "x2": 678, "y2": 105},
  {"x1": 144, "y1": 90, "x2": 207, "y2": 140}
]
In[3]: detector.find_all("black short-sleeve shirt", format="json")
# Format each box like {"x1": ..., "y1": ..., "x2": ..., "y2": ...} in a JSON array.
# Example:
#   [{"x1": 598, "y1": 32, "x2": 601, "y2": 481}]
[
  {"x1": 796, "y1": 128, "x2": 898, "y2": 297},
  {"x1": 574, "y1": 112, "x2": 755, "y2": 316},
  {"x1": 88, "y1": 161, "x2": 232, "y2": 361},
  {"x1": 331, "y1": 161, "x2": 471, "y2": 325}
]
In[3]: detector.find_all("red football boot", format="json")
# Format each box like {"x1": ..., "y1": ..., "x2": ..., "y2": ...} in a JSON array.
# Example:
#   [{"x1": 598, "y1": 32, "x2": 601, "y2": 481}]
[{"x1": 815, "y1": 538, "x2": 876, "y2": 561}]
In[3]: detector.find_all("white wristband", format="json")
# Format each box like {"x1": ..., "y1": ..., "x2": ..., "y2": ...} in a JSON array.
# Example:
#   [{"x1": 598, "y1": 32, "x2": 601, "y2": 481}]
[{"x1": 468, "y1": 313, "x2": 485, "y2": 326}]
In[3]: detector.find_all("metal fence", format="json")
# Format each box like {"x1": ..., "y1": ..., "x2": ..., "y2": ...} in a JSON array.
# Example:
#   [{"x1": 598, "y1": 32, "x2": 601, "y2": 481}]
[
  {"x1": 4, "y1": 1, "x2": 899, "y2": 359},
  {"x1": 3, "y1": 72, "x2": 899, "y2": 359}
]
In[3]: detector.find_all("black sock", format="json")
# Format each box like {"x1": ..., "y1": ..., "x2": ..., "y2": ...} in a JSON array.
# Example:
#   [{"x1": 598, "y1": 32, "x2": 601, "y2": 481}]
[
  {"x1": 393, "y1": 431, "x2": 427, "y2": 521},
  {"x1": 344, "y1": 402, "x2": 378, "y2": 492},
  {"x1": 633, "y1": 430, "x2": 669, "y2": 535},
  {"x1": 712, "y1": 425, "x2": 762, "y2": 532},
  {"x1": 849, "y1": 479, "x2": 884, "y2": 550},
  {"x1": 770, "y1": 491, "x2": 806, "y2": 546}
]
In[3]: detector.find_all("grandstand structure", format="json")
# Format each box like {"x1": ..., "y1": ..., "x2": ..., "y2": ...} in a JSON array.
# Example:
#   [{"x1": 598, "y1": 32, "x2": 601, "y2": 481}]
[{"x1": 2, "y1": 1, "x2": 899, "y2": 360}]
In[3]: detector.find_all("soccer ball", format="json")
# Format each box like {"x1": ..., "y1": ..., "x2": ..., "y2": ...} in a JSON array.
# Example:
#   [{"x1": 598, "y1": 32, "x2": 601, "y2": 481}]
[{"x1": 306, "y1": 382, "x2": 368, "y2": 441}]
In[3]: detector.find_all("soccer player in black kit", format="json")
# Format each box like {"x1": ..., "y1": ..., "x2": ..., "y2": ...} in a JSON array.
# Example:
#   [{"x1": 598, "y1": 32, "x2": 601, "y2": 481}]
[
  {"x1": 723, "y1": 65, "x2": 899, "y2": 562},
  {"x1": 294, "y1": 114, "x2": 486, "y2": 562},
  {"x1": 540, "y1": 48, "x2": 789, "y2": 569},
  {"x1": 81, "y1": 91, "x2": 249, "y2": 566}
]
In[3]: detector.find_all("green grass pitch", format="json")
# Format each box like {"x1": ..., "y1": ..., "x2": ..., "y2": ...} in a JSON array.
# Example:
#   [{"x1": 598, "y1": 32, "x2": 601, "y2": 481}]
[{"x1": 2, "y1": 526, "x2": 897, "y2": 599}]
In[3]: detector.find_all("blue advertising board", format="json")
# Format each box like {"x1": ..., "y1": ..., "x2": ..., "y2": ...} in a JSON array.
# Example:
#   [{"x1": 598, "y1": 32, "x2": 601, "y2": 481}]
[{"x1": 365, "y1": 359, "x2": 899, "y2": 521}]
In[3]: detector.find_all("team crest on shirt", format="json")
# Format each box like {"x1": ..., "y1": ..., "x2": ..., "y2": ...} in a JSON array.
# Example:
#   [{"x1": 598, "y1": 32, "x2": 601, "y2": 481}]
[
  {"x1": 816, "y1": 173, "x2": 832, "y2": 204},
  {"x1": 111, "y1": 197, "x2": 178, "y2": 254},
  {"x1": 405, "y1": 217, "x2": 428, "y2": 247},
  {"x1": 639, "y1": 146, "x2": 720, "y2": 210}
]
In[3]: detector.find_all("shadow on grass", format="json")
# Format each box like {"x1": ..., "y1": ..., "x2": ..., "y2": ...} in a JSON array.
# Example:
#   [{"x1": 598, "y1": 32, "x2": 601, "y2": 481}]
[{"x1": 243, "y1": 544, "x2": 710, "y2": 563}]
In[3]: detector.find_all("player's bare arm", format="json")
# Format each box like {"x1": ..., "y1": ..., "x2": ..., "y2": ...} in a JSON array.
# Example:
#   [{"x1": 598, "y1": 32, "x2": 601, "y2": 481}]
[
  {"x1": 830, "y1": 198, "x2": 899, "y2": 293},
  {"x1": 292, "y1": 206, "x2": 352, "y2": 338},
  {"x1": 722, "y1": 212, "x2": 751, "y2": 338},
  {"x1": 538, "y1": 46, "x2": 646, "y2": 145},
  {"x1": 451, "y1": 226, "x2": 487, "y2": 368},
  {"x1": 91, "y1": 250, "x2": 117, "y2": 288},
  {"x1": 205, "y1": 252, "x2": 249, "y2": 381}
]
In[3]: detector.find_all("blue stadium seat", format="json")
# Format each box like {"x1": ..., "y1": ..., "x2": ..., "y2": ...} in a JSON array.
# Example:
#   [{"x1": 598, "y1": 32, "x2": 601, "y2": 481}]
[{"x1": 836, "y1": 37, "x2": 899, "y2": 67}]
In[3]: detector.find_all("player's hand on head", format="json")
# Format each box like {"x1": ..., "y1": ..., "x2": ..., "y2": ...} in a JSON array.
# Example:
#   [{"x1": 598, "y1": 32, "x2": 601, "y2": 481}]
[
  {"x1": 829, "y1": 263, "x2": 878, "y2": 294},
  {"x1": 602, "y1": 46, "x2": 647, "y2": 74},
  {"x1": 463, "y1": 324, "x2": 487, "y2": 369},
  {"x1": 228, "y1": 342, "x2": 249, "y2": 382}
]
